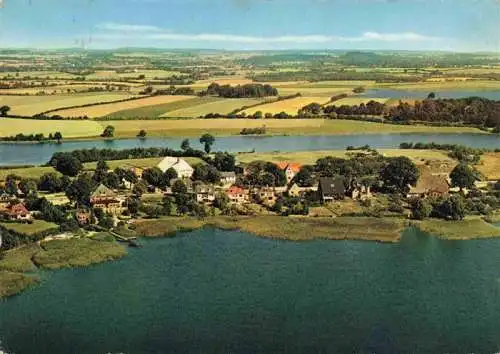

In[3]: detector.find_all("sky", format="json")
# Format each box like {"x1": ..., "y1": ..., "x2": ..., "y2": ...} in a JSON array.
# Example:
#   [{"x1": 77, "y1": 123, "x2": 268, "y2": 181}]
[{"x1": 0, "y1": 0, "x2": 498, "y2": 51}]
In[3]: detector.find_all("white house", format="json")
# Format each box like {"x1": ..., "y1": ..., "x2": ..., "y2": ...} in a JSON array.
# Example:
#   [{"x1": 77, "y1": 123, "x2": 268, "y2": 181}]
[
  {"x1": 157, "y1": 157, "x2": 194, "y2": 178},
  {"x1": 220, "y1": 172, "x2": 236, "y2": 186}
]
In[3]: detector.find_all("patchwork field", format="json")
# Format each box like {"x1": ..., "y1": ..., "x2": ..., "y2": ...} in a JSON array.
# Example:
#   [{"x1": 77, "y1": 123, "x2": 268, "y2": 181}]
[
  {"x1": 0, "y1": 92, "x2": 134, "y2": 116},
  {"x1": 243, "y1": 97, "x2": 332, "y2": 115},
  {"x1": 376, "y1": 80, "x2": 500, "y2": 91},
  {"x1": 333, "y1": 97, "x2": 389, "y2": 106},
  {"x1": 84, "y1": 70, "x2": 184, "y2": 80},
  {"x1": 476, "y1": 152, "x2": 500, "y2": 181},
  {"x1": 277, "y1": 87, "x2": 354, "y2": 97},
  {"x1": 162, "y1": 98, "x2": 269, "y2": 118},
  {"x1": 53, "y1": 95, "x2": 194, "y2": 118},
  {"x1": 0, "y1": 117, "x2": 103, "y2": 138},
  {"x1": 236, "y1": 149, "x2": 453, "y2": 165}
]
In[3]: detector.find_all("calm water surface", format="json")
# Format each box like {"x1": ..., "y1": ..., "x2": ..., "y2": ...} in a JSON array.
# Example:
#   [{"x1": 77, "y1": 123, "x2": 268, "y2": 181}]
[
  {"x1": 1, "y1": 133, "x2": 500, "y2": 166},
  {"x1": 2, "y1": 228, "x2": 500, "y2": 353}
]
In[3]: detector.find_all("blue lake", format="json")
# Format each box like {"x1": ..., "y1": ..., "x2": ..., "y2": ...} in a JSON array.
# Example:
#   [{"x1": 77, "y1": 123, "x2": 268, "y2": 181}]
[
  {"x1": 1, "y1": 133, "x2": 500, "y2": 166},
  {"x1": 2, "y1": 228, "x2": 500, "y2": 353}
]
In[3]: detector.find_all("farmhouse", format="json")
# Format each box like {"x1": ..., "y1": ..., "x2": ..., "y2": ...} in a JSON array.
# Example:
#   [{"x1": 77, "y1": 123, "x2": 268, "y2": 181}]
[
  {"x1": 276, "y1": 162, "x2": 302, "y2": 183},
  {"x1": 75, "y1": 209, "x2": 91, "y2": 226},
  {"x1": 90, "y1": 184, "x2": 123, "y2": 214},
  {"x1": 318, "y1": 177, "x2": 346, "y2": 202},
  {"x1": 254, "y1": 187, "x2": 277, "y2": 206},
  {"x1": 0, "y1": 203, "x2": 32, "y2": 222},
  {"x1": 157, "y1": 157, "x2": 194, "y2": 178},
  {"x1": 407, "y1": 174, "x2": 450, "y2": 198}
]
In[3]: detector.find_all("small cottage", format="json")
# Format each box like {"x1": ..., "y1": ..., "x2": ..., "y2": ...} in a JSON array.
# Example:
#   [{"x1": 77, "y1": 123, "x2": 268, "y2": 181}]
[
  {"x1": 194, "y1": 184, "x2": 216, "y2": 204},
  {"x1": 0, "y1": 203, "x2": 32, "y2": 222},
  {"x1": 220, "y1": 172, "x2": 237, "y2": 186},
  {"x1": 407, "y1": 174, "x2": 450, "y2": 199}
]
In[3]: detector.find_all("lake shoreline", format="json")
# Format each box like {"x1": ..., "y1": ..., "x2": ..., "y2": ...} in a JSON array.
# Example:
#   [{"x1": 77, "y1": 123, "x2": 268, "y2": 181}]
[{"x1": 1, "y1": 216, "x2": 499, "y2": 298}]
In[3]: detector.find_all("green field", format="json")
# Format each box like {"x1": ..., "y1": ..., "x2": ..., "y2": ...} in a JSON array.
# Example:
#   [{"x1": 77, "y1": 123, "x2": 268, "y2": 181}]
[
  {"x1": 106, "y1": 97, "x2": 216, "y2": 118},
  {"x1": 0, "y1": 117, "x2": 103, "y2": 138},
  {"x1": 161, "y1": 98, "x2": 267, "y2": 118},
  {"x1": 0, "y1": 92, "x2": 135, "y2": 116},
  {"x1": 0, "y1": 220, "x2": 59, "y2": 237}
]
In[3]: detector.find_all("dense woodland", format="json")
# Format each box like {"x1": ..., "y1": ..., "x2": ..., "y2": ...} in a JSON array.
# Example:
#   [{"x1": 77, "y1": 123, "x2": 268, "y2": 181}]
[{"x1": 202, "y1": 83, "x2": 279, "y2": 98}]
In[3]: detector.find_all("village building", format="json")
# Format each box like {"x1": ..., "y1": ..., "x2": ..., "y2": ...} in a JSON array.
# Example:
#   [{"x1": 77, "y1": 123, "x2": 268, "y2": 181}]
[
  {"x1": 0, "y1": 203, "x2": 32, "y2": 222},
  {"x1": 407, "y1": 174, "x2": 450, "y2": 199},
  {"x1": 90, "y1": 184, "x2": 123, "y2": 215},
  {"x1": 318, "y1": 177, "x2": 346, "y2": 202},
  {"x1": 226, "y1": 185, "x2": 250, "y2": 204},
  {"x1": 129, "y1": 167, "x2": 144, "y2": 179},
  {"x1": 348, "y1": 184, "x2": 373, "y2": 200},
  {"x1": 220, "y1": 171, "x2": 237, "y2": 186},
  {"x1": 276, "y1": 162, "x2": 302, "y2": 183},
  {"x1": 194, "y1": 184, "x2": 216, "y2": 204},
  {"x1": 288, "y1": 183, "x2": 302, "y2": 197},
  {"x1": 254, "y1": 187, "x2": 278, "y2": 206},
  {"x1": 157, "y1": 157, "x2": 194, "y2": 178}
]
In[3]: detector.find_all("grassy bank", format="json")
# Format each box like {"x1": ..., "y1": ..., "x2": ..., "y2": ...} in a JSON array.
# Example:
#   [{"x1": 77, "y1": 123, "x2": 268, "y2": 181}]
[
  {"x1": 415, "y1": 218, "x2": 500, "y2": 240},
  {"x1": 0, "y1": 118, "x2": 485, "y2": 140},
  {"x1": 0, "y1": 271, "x2": 39, "y2": 298},
  {"x1": 0, "y1": 238, "x2": 126, "y2": 297},
  {"x1": 33, "y1": 238, "x2": 127, "y2": 270},
  {"x1": 133, "y1": 216, "x2": 407, "y2": 243}
]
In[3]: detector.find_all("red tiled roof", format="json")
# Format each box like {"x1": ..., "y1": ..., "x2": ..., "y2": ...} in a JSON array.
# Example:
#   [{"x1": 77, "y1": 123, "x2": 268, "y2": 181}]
[
  {"x1": 276, "y1": 162, "x2": 302, "y2": 173},
  {"x1": 227, "y1": 186, "x2": 247, "y2": 196},
  {"x1": 6, "y1": 203, "x2": 29, "y2": 216}
]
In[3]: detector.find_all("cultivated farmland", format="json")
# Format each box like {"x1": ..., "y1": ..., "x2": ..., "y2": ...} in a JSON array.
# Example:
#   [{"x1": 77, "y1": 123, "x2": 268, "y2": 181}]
[
  {"x1": 0, "y1": 92, "x2": 134, "y2": 116},
  {"x1": 333, "y1": 97, "x2": 389, "y2": 106},
  {"x1": 162, "y1": 98, "x2": 270, "y2": 118},
  {"x1": 53, "y1": 95, "x2": 194, "y2": 118},
  {"x1": 243, "y1": 96, "x2": 332, "y2": 115}
]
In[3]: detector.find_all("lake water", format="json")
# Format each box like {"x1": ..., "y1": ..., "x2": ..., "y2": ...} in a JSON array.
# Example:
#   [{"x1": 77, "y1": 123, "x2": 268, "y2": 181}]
[
  {"x1": 2, "y1": 227, "x2": 500, "y2": 353},
  {"x1": 362, "y1": 89, "x2": 500, "y2": 100},
  {"x1": 1, "y1": 133, "x2": 500, "y2": 166}
]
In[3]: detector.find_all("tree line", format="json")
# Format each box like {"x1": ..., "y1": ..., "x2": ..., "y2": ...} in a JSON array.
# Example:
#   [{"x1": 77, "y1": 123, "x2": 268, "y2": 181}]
[{"x1": 202, "y1": 83, "x2": 278, "y2": 98}]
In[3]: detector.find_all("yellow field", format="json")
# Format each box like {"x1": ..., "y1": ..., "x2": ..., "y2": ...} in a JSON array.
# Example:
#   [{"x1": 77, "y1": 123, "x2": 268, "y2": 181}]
[
  {"x1": 243, "y1": 97, "x2": 332, "y2": 115},
  {"x1": 53, "y1": 95, "x2": 193, "y2": 118},
  {"x1": 0, "y1": 93, "x2": 134, "y2": 116},
  {"x1": 162, "y1": 98, "x2": 268, "y2": 118},
  {"x1": 237, "y1": 149, "x2": 452, "y2": 165},
  {"x1": 334, "y1": 97, "x2": 389, "y2": 106},
  {"x1": 476, "y1": 152, "x2": 500, "y2": 181},
  {"x1": 0, "y1": 118, "x2": 103, "y2": 138}
]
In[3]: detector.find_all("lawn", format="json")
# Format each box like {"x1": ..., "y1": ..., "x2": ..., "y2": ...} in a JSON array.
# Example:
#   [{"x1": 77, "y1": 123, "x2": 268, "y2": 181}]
[
  {"x1": 0, "y1": 220, "x2": 59, "y2": 237},
  {"x1": 53, "y1": 95, "x2": 194, "y2": 118},
  {"x1": 0, "y1": 92, "x2": 134, "y2": 116},
  {"x1": 162, "y1": 98, "x2": 269, "y2": 118},
  {"x1": 243, "y1": 97, "x2": 332, "y2": 115},
  {"x1": 0, "y1": 117, "x2": 103, "y2": 138},
  {"x1": 476, "y1": 152, "x2": 500, "y2": 181},
  {"x1": 236, "y1": 149, "x2": 452, "y2": 165},
  {"x1": 416, "y1": 218, "x2": 500, "y2": 240}
]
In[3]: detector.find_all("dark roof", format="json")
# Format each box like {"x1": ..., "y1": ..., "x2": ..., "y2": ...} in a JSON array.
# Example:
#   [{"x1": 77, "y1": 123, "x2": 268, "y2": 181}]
[{"x1": 318, "y1": 177, "x2": 346, "y2": 197}]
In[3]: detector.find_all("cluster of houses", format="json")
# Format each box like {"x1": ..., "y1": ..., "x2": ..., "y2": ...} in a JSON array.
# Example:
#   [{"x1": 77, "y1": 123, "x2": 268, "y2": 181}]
[{"x1": 1, "y1": 155, "x2": 473, "y2": 227}]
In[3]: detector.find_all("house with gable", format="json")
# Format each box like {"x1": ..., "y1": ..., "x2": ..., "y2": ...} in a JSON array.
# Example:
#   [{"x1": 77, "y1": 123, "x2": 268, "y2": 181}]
[
  {"x1": 276, "y1": 162, "x2": 302, "y2": 183},
  {"x1": 157, "y1": 157, "x2": 194, "y2": 178},
  {"x1": 90, "y1": 184, "x2": 123, "y2": 214}
]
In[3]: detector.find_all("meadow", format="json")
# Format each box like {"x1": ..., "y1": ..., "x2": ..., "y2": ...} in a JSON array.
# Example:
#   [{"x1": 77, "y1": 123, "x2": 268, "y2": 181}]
[
  {"x1": 53, "y1": 95, "x2": 194, "y2": 118},
  {"x1": 476, "y1": 152, "x2": 500, "y2": 181},
  {"x1": 0, "y1": 220, "x2": 59, "y2": 237},
  {"x1": 333, "y1": 97, "x2": 389, "y2": 106},
  {"x1": 0, "y1": 117, "x2": 103, "y2": 138}
]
